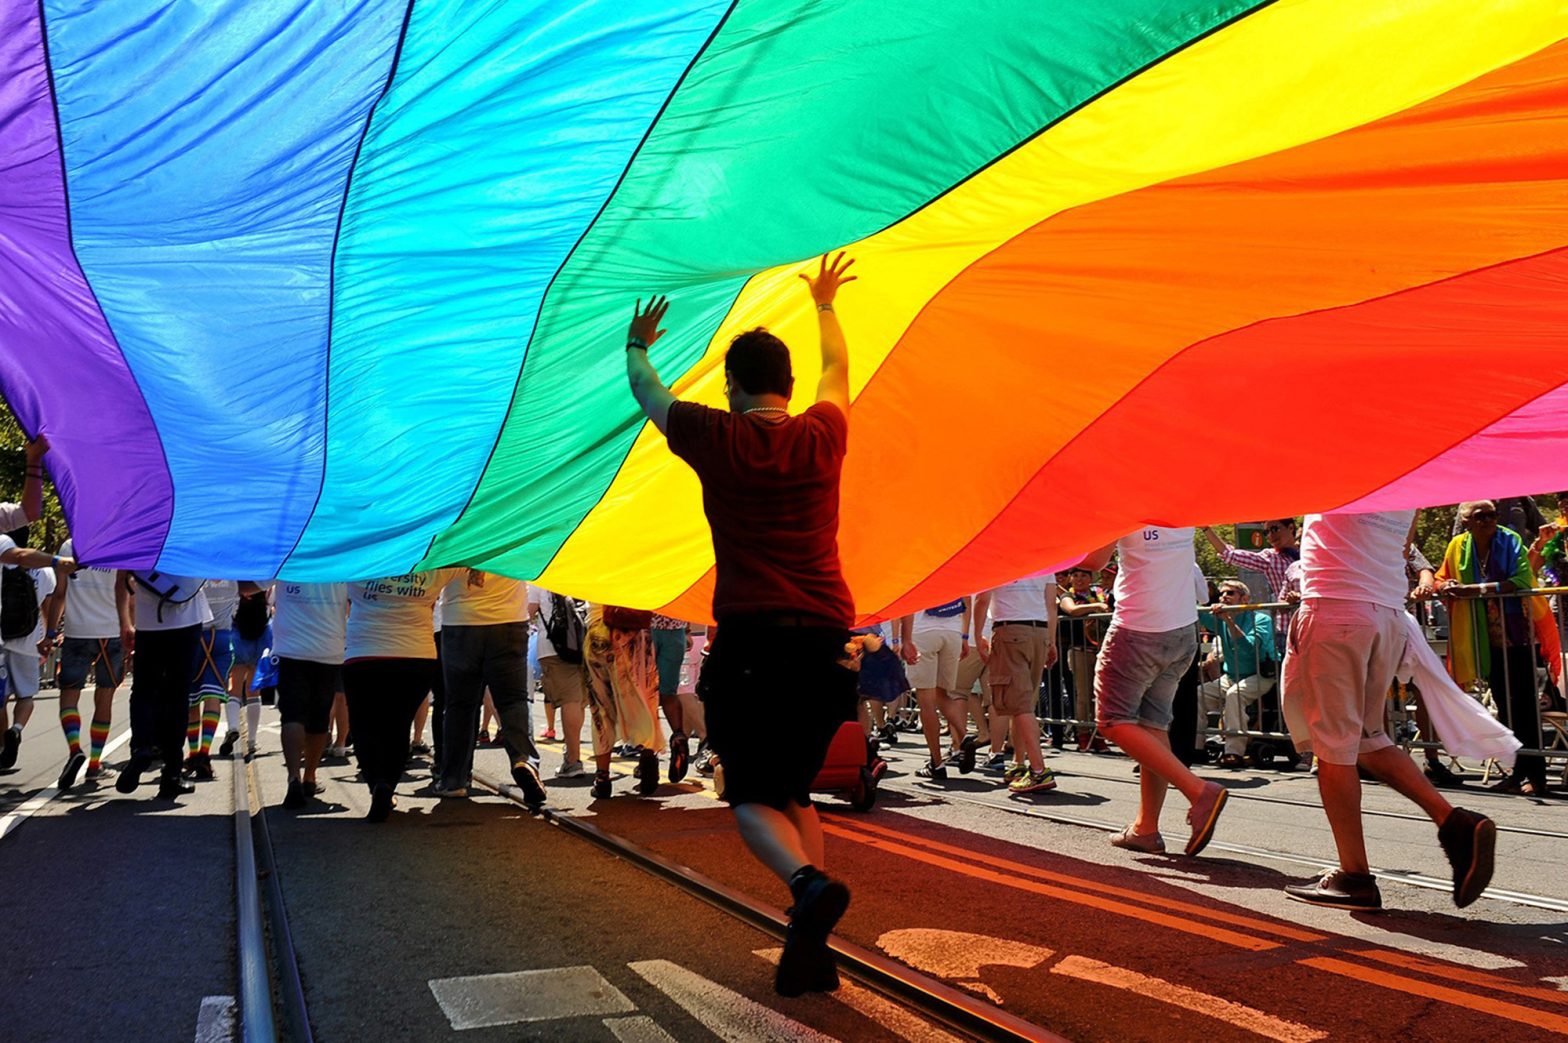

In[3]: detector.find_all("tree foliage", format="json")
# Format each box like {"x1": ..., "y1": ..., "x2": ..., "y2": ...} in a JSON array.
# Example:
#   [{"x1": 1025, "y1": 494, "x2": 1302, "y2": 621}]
[{"x1": 0, "y1": 395, "x2": 69, "y2": 550}]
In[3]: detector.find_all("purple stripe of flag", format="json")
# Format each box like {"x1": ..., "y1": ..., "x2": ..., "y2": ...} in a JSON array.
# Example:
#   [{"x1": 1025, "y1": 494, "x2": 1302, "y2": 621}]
[{"x1": 0, "y1": 0, "x2": 171, "y2": 565}]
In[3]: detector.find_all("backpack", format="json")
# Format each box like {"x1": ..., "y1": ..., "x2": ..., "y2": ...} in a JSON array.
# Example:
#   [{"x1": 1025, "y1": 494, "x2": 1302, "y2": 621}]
[
  {"x1": 234, "y1": 590, "x2": 270, "y2": 641},
  {"x1": 0, "y1": 568, "x2": 40, "y2": 642},
  {"x1": 541, "y1": 593, "x2": 586, "y2": 665},
  {"x1": 134, "y1": 571, "x2": 206, "y2": 624}
]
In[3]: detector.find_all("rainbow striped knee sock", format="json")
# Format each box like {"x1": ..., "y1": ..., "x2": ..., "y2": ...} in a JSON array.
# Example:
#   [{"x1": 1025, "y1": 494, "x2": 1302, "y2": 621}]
[
  {"x1": 88, "y1": 717, "x2": 110, "y2": 769},
  {"x1": 59, "y1": 707, "x2": 82, "y2": 756},
  {"x1": 199, "y1": 705, "x2": 221, "y2": 754}
]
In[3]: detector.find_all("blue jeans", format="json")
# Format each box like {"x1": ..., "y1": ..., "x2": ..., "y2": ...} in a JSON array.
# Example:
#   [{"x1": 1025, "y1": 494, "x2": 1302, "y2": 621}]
[{"x1": 439, "y1": 623, "x2": 536, "y2": 788}]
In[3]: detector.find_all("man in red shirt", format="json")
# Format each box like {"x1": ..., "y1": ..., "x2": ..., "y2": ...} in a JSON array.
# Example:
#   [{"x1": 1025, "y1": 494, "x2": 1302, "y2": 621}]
[{"x1": 624, "y1": 253, "x2": 858, "y2": 997}]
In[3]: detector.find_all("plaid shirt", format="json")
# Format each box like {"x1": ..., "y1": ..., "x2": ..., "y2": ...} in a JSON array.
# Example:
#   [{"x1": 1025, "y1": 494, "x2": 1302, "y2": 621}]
[{"x1": 1220, "y1": 546, "x2": 1295, "y2": 599}]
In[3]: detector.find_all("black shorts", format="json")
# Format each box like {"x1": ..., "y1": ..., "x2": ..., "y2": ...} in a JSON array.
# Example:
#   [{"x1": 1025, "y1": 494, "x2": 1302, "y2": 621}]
[
  {"x1": 58, "y1": 637, "x2": 126, "y2": 690},
  {"x1": 277, "y1": 657, "x2": 341, "y2": 733},
  {"x1": 698, "y1": 622, "x2": 857, "y2": 810}
]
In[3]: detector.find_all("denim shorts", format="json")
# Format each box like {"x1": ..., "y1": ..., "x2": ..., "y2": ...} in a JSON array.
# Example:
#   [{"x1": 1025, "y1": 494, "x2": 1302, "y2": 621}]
[
  {"x1": 58, "y1": 636, "x2": 126, "y2": 690},
  {"x1": 1094, "y1": 622, "x2": 1197, "y2": 731}
]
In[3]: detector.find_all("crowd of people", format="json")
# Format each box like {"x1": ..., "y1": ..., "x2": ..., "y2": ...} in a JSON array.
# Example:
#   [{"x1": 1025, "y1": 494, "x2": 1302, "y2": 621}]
[{"x1": 3, "y1": 254, "x2": 1563, "y2": 995}]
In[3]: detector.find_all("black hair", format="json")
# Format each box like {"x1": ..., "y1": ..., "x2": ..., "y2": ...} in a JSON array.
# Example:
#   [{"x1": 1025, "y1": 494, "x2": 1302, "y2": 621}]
[{"x1": 725, "y1": 328, "x2": 793, "y2": 397}]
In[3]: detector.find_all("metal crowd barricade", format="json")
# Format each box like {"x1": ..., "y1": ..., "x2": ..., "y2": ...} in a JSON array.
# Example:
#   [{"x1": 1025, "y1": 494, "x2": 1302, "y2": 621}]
[{"x1": 1041, "y1": 586, "x2": 1568, "y2": 783}]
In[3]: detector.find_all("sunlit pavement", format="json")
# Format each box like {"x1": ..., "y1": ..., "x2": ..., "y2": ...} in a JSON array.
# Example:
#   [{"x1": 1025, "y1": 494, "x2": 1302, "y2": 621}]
[{"x1": 3, "y1": 690, "x2": 1565, "y2": 1041}]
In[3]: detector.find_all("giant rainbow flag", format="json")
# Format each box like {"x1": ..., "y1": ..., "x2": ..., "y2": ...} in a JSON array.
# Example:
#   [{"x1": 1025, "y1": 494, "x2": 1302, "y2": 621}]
[{"x1": 3, "y1": 0, "x2": 1567, "y2": 622}]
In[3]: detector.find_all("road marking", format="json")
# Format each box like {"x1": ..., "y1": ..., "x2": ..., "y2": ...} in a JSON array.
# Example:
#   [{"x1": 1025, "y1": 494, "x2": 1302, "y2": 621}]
[
  {"x1": 831, "y1": 815, "x2": 1325, "y2": 944},
  {"x1": 628, "y1": 960, "x2": 839, "y2": 1043},
  {"x1": 428, "y1": 967, "x2": 635, "y2": 1030},
  {"x1": 876, "y1": 929, "x2": 1052, "y2": 980},
  {"x1": 754, "y1": 948, "x2": 966, "y2": 1043},
  {"x1": 194, "y1": 995, "x2": 236, "y2": 1043},
  {"x1": 1302, "y1": 957, "x2": 1568, "y2": 1035},
  {"x1": 1348, "y1": 949, "x2": 1568, "y2": 1005},
  {"x1": 1051, "y1": 955, "x2": 1326, "y2": 1043},
  {"x1": 820, "y1": 820, "x2": 1277, "y2": 952},
  {"x1": 604, "y1": 1015, "x2": 679, "y2": 1043},
  {"x1": 0, "y1": 728, "x2": 132, "y2": 842}
]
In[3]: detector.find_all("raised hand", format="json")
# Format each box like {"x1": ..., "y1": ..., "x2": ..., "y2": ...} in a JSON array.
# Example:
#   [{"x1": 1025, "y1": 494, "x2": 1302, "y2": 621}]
[
  {"x1": 799, "y1": 252, "x2": 857, "y2": 307},
  {"x1": 628, "y1": 296, "x2": 670, "y2": 347}
]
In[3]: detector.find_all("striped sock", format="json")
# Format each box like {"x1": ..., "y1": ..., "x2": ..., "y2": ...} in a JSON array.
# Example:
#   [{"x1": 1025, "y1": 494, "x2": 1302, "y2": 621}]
[
  {"x1": 199, "y1": 705, "x2": 221, "y2": 754},
  {"x1": 59, "y1": 707, "x2": 82, "y2": 756},
  {"x1": 88, "y1": 717, "x2": 110, "y2": 769},
  {"x1": 187, "y1": 710, "x2": 201, "y2": 756}
]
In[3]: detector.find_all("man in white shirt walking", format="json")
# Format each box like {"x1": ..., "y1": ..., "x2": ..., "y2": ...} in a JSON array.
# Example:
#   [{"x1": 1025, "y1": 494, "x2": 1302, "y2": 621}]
[
  {"x1": 1281, "y1": 511, "x2": 1495, "y2": 910},
  {"x1": 974, "y1": 575, "x2": 1059, "y2": 794},
  {"x1": 1080, "y1": 527, "x2": 1227, "y2": 857}
]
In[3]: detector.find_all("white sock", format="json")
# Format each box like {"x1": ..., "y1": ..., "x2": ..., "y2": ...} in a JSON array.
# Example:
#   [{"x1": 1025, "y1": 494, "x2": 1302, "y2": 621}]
[
  {"x1": 226, "y1": 699, "x2": 241, "y2": 731},
  {"x1": 246, "y1": 700, "x2": 262, "y2": 745}
]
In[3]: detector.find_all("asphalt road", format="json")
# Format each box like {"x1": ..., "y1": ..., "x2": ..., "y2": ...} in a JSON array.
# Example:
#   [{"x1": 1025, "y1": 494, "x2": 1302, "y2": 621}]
[{"x1": 3, "y1": 689, "x2": 1566, "y2": 1042}]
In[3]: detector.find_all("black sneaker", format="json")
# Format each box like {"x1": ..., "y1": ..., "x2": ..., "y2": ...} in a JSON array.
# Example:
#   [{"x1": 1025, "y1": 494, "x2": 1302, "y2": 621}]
[
  {"x1": 511, "y1": 760, "x2": 547, "y2": 809},
  {"x1": 1438, "y1": 807, "x2": 1496, "y2": 908},
  {"x1": 777, "y1": 869, "x2": 849, "y2": 997},
  {"x1": 59, "y1": 752, "x2": 87, "y2": 791},
  {"x1": 366, "y1": 784, "x2": 396, "y2": 823},
  {"x1": 1423, "y1": 759, "x2": 1463, "y2": 787},
  {"x1": 282, "y1": 778, "x2": 307, "y2": 810},
  {"x1": 591, "y1": 773, "x2": 613, "y2": 799},
  {"x1": 0, "y1": 725, "x2": 21, "y2": 769},
  {"x1": 668, "y1": 732, "x2": 690, "y2": 784},
  {"x1": 983, "y1": 752, "x2": 1007, "y2": 773},
  {"x1": 190, "y1": 753, "x2": 216, "y2": 781},
  {"x1": 955, "y1": 734, "x2": 979, "y2": 774},
  {"x1": 117, "y1": 754, "x2": 151, "y2": 793},
  {"x1": 1284, "y1": 869, "x2": 1382, "y2": 910},
  {"x1": 636, "y1": 749, "x2": 659, "y2": 796},
  {"x1": 915, "y1": 759, "x2": 947, "y2": 781},
  {"x1": 156, "y1": 775, "x2": 196, "y2": 800},
  {"x1": 219, "y1": 731, "x2": 238, "y2": 758}
]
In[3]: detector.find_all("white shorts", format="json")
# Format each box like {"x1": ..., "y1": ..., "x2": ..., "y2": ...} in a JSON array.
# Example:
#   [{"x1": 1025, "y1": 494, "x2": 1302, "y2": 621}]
[
  {"x1": 0, "y1": 642, "x2": 41, "y2": 702},
  {"x1": 907, "y1": 629, "x2": 965, "y2": 692}
]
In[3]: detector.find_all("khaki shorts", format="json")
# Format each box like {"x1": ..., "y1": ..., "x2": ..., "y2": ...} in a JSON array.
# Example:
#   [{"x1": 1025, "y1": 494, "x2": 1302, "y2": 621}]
[
  {"x1": 907, "y1": 629, "x2": 964, "y2": 692},
  {"x1": 539, "y1": 654, "x2": 588, "y2": 706},
  {"x1": 988, "y1": 624, "x2": 1050, "y2": 716},
  {"x1": 954, "y1": 647, "x2": 988, "y2": 698},
  {"x1": 1281, "y1": 598, "x2": 1400, "y2": 766}
]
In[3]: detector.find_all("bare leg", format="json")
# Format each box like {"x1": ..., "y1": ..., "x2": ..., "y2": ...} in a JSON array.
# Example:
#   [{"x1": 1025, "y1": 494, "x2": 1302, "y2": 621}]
[
  {"x1": 303, "y1": 731, "x2": 329, "y2": 785},
  {"x1": 561, "y1": 701, "x2": 586, "y2": 764},
  {"x1": 916, "y1": 688, "x2": 945, "y2": 764},
  {"x1": 783, "y1": 800, "x2": 826, "y2": 866},
  {"x1": 1102, "y1": 721, "x2": 1205, "y2": 821},
  {"x1": 1359, "y1": 745, "x2": 1452, "y2": 825},
  {"x1": 412, "y1": 695, "x2": 430, "y2": 744},
  {"x1": 992, "y1": 714, "x2": 1012, "y2": 758},
  {"x1": 331, "y1": 692, "x2": 349, "y2": 748},
  {"x1": 1011, "y1": 712, "x2": 1044, "y2": 773},
  {"x1": 1315, "y1": 760, "x2": 1369, "y2": 874},
  {"x1": 281, "y1": 721, "x2": 305, "y2": 783},
  {"x1": 857, "y1": 700, "x2": 874, "y2": 737},
  {"x1": 940, "y1": 692, "x2": 969, "y2": 754},
  {"x1": 968, "y1": 694, "x2": 990, "y2": 745},
  {"x1": 734, "y1": 803, "x2": 812, "y2": 883},
  {"x1": 659, "y1": 694, "x2": 684, "y2": 735}
]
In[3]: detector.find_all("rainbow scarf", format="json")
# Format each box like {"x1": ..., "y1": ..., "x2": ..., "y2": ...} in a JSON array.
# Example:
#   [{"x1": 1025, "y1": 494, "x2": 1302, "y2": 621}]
[{"x1": 1440, "y1": 526, "x2": 1560, "y2": 688}]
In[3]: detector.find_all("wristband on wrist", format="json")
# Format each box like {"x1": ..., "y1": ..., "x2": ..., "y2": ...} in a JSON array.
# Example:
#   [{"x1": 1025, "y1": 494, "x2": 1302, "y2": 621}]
[
  {"x1": 50, "y1": 555, "x2": 60, "y2": 568},
  {"x1": 26, "y1": 468, "x2": 43, "y2": 478},
  {"x1": 816, "y1": 303, "x2": 833, "y2": 313},
  {"x1": 626, "y1": 337, "x2": 649, "y2": 351}
]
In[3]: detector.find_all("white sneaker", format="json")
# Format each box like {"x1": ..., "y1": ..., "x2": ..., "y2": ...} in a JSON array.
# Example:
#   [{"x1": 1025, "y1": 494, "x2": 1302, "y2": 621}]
[{"x1": 556, "y1": 760, "x2": 586, "y2": 778}]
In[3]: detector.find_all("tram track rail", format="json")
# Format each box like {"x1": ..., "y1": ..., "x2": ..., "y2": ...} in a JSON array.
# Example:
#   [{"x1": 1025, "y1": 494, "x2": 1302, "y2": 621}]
[{"x1": 472, "y1": 769, "x2": 1069, "y2": 1043}]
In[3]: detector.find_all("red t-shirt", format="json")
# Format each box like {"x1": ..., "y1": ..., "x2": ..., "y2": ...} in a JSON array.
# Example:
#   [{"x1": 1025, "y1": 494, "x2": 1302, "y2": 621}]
[{"x1": 666, "y1": 400, "x2": 854, "y2": 626}]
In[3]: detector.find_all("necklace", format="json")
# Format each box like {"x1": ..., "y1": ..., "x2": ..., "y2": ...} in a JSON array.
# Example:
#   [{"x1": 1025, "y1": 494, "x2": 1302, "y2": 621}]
[{"x1": 742, "y1": 407, "x2": 789, "y2": 416}]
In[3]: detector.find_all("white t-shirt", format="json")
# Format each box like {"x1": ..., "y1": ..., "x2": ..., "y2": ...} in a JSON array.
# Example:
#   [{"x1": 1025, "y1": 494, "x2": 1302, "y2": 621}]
[
  {"x1": 58, "y1": 538, "x2": 119, "y2": 640},
  {"x1": 528, "y1": 583, "x2": 565, "y2": 658},
  {"x1": 0, "y1": 536, "x2": 55, "y2": 652},
  {"x1": 1192, "y1": 563, "x2": 1210, "y2": 606},
  {"x1": 346, "y1": 571, "x2": 459, "y2": 661},
  {"x1": 913, "y1": 599, "x2": 968, "y2": 636},
  {"x1": 272, "y1": 582, "x2": 348, "y2": 665},
  {"x1": 441, "y1": 572, "x2": 528, "y2": 627},
  {"x1": 132, "y1": 572, "x2": 213, "y2": 632},
  {"x1": 204, "y1": 580, "x2": 240, "y2": 632},
  {"x1": 1111, "y1": 527, "x2": 1199, "y2": 633},
  {"x1": 988, "y1": 576, "x2": 1056, "y2": 624},
  {"x1": 0, "y1": 503, "x2": 27, "y2": 532},
  {"x1": 1300, "y1": 511, "x2": 1415, "y2": 610}
]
